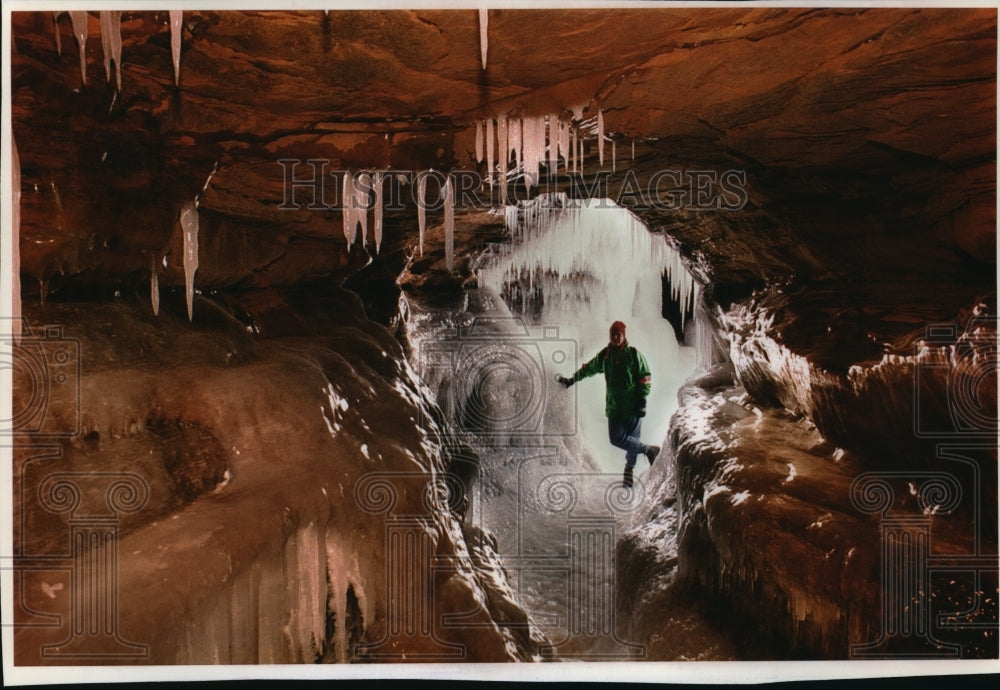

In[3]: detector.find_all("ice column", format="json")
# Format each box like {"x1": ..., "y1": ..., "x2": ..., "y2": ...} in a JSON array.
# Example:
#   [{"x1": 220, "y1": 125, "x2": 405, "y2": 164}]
[
  {"x1": 180, "y1": 201, "x2": 199, "y2": 322},
  {"x1": 444, "y1": 175, "x2": 455, "y2": 271},
  {"x1": 373, "y1": 171, "x2": 384, "y2": 253},
  {"x1": 100, "y1": 11, "x2": 122, "y2": 92},
  {"x1": 478, "y1": 9, "x2": 489, "y2": 70},
  {"x1": 69, "y1": 11, "x2": 88, "y2": 86},
  {"x1": 417, "y1": 172, "x2": 427, "y2": 256},
  {"x1": 169, "y1": 11, "x2": 183, "y2": 86},
  {"x1": 597, "y1": 109, "x2": 605, "y2": 167}
]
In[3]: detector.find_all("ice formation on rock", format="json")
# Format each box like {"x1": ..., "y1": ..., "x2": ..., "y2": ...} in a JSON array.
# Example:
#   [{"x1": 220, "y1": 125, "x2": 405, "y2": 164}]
[
  {"x1": 100, "y1": 11, "x2": 122, "y2": 91},
  {"x1": 169, "y1": 10, "x2": 183, "y2": 86},
  {"x1": 180, "y1": 201, "x2": 199, "y2": 322},
  {"x1": 597, "y1": 109, "x2": 605, "y2": 166},
  {"x1": 373, "y1": 171, "x2": 384, "y2": 253},
  {"x1": 444, "y1": 175, "x2": 455, "y2": 270},
  {"x1": 496, "y1": 115, "x2": 508, "y2": 203},
  {"x1": 479, "y1": 9, "x2": 489, "y2": 70},
  {"x1": 546, "y1": 116, "x2": 558, "y2": 172},
  {"x1": 510, "y1": 117, "x2": 522, "y2": 171},
  {"x1": 521, "y1": 116, "x2": 545, "y2": 193},
  {"x1": 69, "y1": 11, "x2": 88, "y2": 85},
  {"x1": 417, "y1": 172, "x2": 428, "y2": 256},
  {"x1": 475, "y1": 120, "x2": 484, "y2": 163}
]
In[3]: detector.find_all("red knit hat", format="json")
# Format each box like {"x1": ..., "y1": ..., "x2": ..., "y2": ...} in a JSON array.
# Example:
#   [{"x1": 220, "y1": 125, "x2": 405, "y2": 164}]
[{"x1": 610, "y1": 321, "x2": 627, "y2": 336}]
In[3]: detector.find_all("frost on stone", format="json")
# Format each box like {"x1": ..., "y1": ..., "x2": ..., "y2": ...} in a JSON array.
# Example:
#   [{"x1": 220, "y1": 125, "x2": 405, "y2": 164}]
[
  {"x1": 180, "y1": 201, "x2": 199, "y2": 322},
  {"x1": 597, "y1": 109, "x2": 605, "y2": 167},
  {"x1": 169, "y1": 10, "x2": 183, "y2": 86},
  {"x1": 444, "y1": 175, "x2": 455, "y2": 271},
  {"x1": 417, "y1": 172, "x2": 428, "y2": 256},
  {"x1": 100, "y1": 11, "x2": 122, "y2": 92},
  {"x1": 478, "y1": 8, "x2": 489, "y2": 70},
  {"x1": 69, "y1": 11, "x2": 88, "y2": 86}
]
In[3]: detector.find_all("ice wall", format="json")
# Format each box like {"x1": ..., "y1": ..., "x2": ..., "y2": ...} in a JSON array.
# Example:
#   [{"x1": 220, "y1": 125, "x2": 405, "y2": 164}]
[{"x1": 479, "y1": 197, "x2": 701, "y2": 472}]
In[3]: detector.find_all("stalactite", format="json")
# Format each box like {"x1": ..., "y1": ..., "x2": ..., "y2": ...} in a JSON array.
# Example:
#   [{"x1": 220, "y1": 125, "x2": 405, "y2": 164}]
[
  {"x1": 354, "y1": 173, "x2": 370, "y2": 248},
  {"x1": 342, "y1": 173, "x2": 357, "y2": 247},
  {"x1": 632, "y1": 139, "x2": 635, "y2": 160},
  {"x1": 497, "y1": 115, "x2": 508, "y2": 204},
  {"x1": 180, "y1": 201, "x2": 199, "y2": 322},
  {"x1": 69, "y1": 11, "x2": 88, "y2": 86},
  {"x1": 169, "y1": 10, "x2": 183, "y2": 86},
  {"x1": 612, "y1": 138, "x2": 616, "y2": 174},
  {"x1": 478, "y1": 9, "x2": 489, "y2": 70},
  {"x1": 475, "y1": 120, "x2": 484, "y2": 163}
]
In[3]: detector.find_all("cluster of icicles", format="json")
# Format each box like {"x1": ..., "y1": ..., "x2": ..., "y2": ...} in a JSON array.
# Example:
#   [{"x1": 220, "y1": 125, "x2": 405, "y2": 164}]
[{"x1": 52, "y1": 10, "x2": 185, "y2": 89}]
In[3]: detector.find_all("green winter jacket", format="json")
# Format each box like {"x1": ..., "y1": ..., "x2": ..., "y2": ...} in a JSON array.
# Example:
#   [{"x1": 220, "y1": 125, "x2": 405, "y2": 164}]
[{"x1": 572, "y1": 341, "x2": 652, "y2": 420}]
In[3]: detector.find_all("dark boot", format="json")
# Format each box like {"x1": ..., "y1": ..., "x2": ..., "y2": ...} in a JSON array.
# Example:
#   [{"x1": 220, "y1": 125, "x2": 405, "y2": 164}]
[
  {"x1": 647, "y1": 445, "x2": 660, "y2": 465},
  {"x1": 623, "y1": 466, "x2": 633, "y2": 488}
]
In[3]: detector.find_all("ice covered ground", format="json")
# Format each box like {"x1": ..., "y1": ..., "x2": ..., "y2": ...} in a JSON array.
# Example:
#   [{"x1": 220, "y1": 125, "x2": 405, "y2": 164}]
[{"x1": 12, "y1": 288, "x2": 538, "y2": 664}]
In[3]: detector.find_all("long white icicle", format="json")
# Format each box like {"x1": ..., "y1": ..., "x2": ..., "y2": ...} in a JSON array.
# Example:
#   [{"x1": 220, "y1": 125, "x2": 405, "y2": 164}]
[
  {"x1": 100, "y1": 11, "x2": 122, "y2": 91},
  {"x1": 169, "y1": 10, "x2": 183, "y2": 86},
  {"x1": 478, "y1": 9, "x2": 488, "y2": 70},
  {"x1": 597, "y1": 109, "x2": 605, "y2": 167},
  {"x1": 180, "y1": 201, "x2": 199, "y2": 322},
  {"x1": 69, "y1": 11, "x2": 88, "y2": 85}
]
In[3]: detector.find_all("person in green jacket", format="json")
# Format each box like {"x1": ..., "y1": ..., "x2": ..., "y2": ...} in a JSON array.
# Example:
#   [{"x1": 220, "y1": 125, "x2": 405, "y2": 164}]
[{"x1": 557, "y1": 320, "x2": 660, "y2": 488}]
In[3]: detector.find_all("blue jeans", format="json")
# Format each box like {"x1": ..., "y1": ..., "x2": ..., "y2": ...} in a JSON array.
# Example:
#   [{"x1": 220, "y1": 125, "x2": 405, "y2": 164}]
[{"x1": 608, "y1": 417, "x2": 648, "y2": 469}]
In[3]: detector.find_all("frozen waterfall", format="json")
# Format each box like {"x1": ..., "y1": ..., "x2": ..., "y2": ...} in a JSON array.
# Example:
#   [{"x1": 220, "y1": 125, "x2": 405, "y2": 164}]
[{"x1": 478, "y1": 196, "x2": 700, "y2": 475}]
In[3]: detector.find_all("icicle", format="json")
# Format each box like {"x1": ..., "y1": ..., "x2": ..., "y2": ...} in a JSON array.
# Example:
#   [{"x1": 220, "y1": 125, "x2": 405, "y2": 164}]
[
  {"x1": 169, "y1": 10, "x2": 183, "y2": 87},
  {"x1": 597, "y1": 109, "x2": 605, "y2": 167},
  {"x1": 354, "y1": 173, "x2": 370, "y2": 247},
  {"x1": 342, "y1": 173, "x2": 357, "y2": 247},
  {"x1": 612, "y1": 139, "x2": 616, "y2": 174},
  {"x1": 444, "y1": 175, "x2": 455, "y2": 271},
  {"x1": 546, "y1": 115, "x2": 558, "y2": 173},
  {"x1": 475, "y1": 120, "x2": 484, "y2": 163},
  {"x1": 12, "y1": 139, "x2": 22, "y2": 342},
  {"x1": 180, "y1": 201, "x2": 199, "y2": 322},
  {"x1": 478, "y1": 9, "x2": 488, "y2": 70},
  {"x1": 558, "y1": 119, "x2": 570, "y2": 172},
  {"x1": 373, "y1": 171, "x2": 384, "y2": 253},
  {"x1": 100, "y1": 11, "x2": 122, "y2": 92},
  {"x1": 485, "y1": 118, "x2": 495, "y2": 184},
  {"x1": 569, "y1": 126, "x2": 576, "y2": 173},
  {"x1": 417, "y1": 172, "x2": 427, "y2": 256},
  {"x1": 150, "y1": 261, "x2": 160, "y2": 317},
  {"x1": 497, "y1": 115, "x2": 508, "y2": 204},
  {"x1": 632, "y1": 139, "x2": 635, "y2": 161},
  {"x1": 69, "y1": 11, "x2": 88, "y2": 86},
  {"x1": 53, "y1": 12, "x2": 63, "y2": 56}
]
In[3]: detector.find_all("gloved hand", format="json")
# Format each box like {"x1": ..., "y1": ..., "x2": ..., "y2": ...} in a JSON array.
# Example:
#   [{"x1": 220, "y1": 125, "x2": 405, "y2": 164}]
[
  {"x1": 637, "y1": 398, "x2": 647, "y2": 417},
  {"x1": 556, "y1": 374, "x2": 574, "y2": 389}
]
